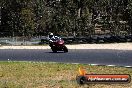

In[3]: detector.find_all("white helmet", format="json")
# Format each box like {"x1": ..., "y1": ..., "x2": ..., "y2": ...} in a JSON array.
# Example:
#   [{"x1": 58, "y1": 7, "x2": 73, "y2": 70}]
[
  {"x1": 50, "y1": 33, "x2": 53, "y2": 35},
  {"x1": 49, "y1": 33, "x2": 54, "y2": 38}
]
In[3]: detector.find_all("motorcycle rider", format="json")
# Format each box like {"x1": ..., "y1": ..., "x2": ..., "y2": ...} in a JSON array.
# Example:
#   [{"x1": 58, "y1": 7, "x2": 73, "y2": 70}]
[
  {"x1": 48, "y1": 33, "x2": 61, "y2": 46},
  {"x1": 48, "y1": 33, "x2": 54, "y2": 41}
]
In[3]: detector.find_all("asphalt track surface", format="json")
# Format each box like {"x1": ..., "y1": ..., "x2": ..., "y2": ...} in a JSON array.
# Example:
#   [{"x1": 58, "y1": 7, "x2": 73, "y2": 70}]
[{"x1": 0, "y1": 49, "x2": 132, "y2": 66}]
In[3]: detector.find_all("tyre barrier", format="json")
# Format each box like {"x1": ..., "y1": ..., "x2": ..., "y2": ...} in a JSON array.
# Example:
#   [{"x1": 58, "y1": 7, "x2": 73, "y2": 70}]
[{"x1": 39, "y1": 36, "x2": 132, "y2": 45}]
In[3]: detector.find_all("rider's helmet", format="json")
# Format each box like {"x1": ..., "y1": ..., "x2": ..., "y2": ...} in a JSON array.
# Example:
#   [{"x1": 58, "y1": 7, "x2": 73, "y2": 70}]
[{"x1": 49, "y1": 33, "x2": 54, "y2": 39}]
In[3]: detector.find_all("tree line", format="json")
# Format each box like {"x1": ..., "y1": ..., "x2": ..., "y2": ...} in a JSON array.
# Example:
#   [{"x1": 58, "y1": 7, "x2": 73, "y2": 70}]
[{"x1": 0, "y1": 0, "x2": 132, "y2": 37}]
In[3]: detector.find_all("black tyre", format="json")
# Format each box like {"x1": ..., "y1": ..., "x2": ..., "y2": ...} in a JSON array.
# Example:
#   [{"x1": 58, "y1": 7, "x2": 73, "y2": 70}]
[
  {"x1": 63, "y1": 46, "x2": 68, "y2": 53},
  {"x1": 51, "y1": 47, "x2": 57, "y2": 53},
  {"x1": 76, "y1": 76, "x2": 86, "y2": 85}
]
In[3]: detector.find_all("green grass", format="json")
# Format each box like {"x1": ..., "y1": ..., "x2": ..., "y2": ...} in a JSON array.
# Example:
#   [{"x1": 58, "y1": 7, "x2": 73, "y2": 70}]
[{"x1": 0, "y1": 61, "x2": 131, "y2": 88}]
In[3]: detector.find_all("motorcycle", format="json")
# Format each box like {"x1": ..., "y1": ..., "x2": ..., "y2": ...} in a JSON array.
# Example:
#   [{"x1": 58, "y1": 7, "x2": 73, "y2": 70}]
[{"x1": 49, "y1": 38, "x2": 68, "y2": 53}]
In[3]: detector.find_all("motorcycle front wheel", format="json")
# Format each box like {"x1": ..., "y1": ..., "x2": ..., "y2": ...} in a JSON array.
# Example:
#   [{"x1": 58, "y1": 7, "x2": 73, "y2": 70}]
[{"x1": 63, "y1": 46, "x2": 68, "y2": 53}]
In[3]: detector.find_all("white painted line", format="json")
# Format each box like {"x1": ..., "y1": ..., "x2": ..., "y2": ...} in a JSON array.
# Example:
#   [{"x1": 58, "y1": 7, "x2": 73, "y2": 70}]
[
  {"x1": 90, "y1": 64, "x2": 99, "y2": 66},
  {"x1": 125, "y1": 66, "x2": 132, "y2": 68},
  {"x1": 107, "y1": 65, "x2": 116, "y2": 67},
  {"x1": 5, "y1": 61, "x2": 132, "y2": 68},
  {"x1": 72, "y1": 63, "x2": 80, "y2": 64}
]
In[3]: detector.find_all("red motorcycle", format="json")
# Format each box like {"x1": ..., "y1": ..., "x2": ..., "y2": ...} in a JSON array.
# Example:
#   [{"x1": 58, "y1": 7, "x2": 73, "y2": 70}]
[{"x1": 49, "y1": 38, "x2": 68, "y2": 53}]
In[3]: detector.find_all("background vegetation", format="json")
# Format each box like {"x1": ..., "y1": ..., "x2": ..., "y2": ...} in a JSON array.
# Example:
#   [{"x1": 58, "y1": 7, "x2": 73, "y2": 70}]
[{"x1": 0, "y1": 0, "x2": 132, "y2": 37}]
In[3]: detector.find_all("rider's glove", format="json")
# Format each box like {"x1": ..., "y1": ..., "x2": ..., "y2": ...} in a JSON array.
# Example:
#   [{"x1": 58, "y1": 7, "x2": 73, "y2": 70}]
[{"x1": 49, "y1": 40, "x2": 53, "y2": 42}]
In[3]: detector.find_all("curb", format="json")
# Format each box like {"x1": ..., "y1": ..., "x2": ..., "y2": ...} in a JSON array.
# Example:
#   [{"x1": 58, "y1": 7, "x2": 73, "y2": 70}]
[{"x1": 0, "y1": 43, "x2": 132, "y2": 50}]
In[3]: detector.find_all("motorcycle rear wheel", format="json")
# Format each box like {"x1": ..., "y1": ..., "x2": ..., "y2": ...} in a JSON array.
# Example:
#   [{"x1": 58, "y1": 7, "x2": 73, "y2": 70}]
[{"x1": 51, "y1": 47, "x2": 57, "y2": 53}]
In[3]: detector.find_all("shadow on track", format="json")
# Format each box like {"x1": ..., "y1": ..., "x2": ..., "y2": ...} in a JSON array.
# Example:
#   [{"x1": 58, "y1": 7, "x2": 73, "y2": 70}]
[{"x1": 45, "y1": 51, "x2": 66, "y2": 53}]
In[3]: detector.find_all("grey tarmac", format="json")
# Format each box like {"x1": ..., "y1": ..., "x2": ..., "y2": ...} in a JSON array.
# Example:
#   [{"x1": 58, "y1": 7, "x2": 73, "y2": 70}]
[{"x1": 0, "y1": 49, "x2": 132, "y2": 66}]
